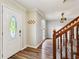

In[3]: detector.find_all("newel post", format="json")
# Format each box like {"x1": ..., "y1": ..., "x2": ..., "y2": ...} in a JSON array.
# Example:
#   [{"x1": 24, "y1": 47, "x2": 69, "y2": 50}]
[{"x1": 53, "y1": 30, "x2": 56, "y2": 59}]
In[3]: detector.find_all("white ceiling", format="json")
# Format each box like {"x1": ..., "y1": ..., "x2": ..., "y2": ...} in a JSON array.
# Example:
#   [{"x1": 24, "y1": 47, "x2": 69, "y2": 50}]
[{"x1": 15, "y1": 0, "x2": 79, "y2": 20}]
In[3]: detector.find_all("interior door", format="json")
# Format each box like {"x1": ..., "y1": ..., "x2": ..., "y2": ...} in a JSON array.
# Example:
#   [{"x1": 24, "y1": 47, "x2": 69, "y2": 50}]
[{"x1": 2, "y1": 6, "x2": 22, "y2": 59}]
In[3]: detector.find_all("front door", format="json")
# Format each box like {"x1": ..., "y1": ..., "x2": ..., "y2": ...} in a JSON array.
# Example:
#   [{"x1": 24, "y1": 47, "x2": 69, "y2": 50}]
[{"x1": 2, "y1": 6, "x2": 22, "y2": 59}]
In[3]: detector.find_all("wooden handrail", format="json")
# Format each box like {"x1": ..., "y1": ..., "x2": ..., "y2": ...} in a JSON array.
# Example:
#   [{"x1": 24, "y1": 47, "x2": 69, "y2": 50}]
[
  {"x1": 56, "y1": 21, "x2": 79, "y2": 37},
  {"x1": 56, "y1": 16, "x2": 79, "y2": 38},
  {"x1": 56, "y1": 16, "x2": 79, "y2": 33},
  {"x1": 53, "y1": 16, "x2": 79, "y2": 59}
]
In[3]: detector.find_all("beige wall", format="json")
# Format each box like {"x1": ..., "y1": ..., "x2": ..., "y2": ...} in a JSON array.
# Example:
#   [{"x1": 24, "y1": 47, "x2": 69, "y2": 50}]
[
  {"x1": 27, "y1": 10, "x2": 44, "y2": 48},
  {"x1": 27, "y1": 11, "x2": 37, "y2": 47}
]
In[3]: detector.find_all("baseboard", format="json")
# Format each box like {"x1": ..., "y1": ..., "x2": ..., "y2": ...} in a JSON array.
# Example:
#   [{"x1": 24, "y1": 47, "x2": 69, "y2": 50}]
[
  {"x1": 35, "y1": 40, "x2": 44, "y2": 48},
  {"x1": 27, "y1": 39, "x2": 46, "y2": 48},
  {"x1": 27, "y1": 45, "x2": 36, "y2": 48},
  {"x1": 21, "y1": 46, "x2": 28, "y2": 50},
  {"x1": 46, "y1": 38, "x2": 52, "y2": 39}
]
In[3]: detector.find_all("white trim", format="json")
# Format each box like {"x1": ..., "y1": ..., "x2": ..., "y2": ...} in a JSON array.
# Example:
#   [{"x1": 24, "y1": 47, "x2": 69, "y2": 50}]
[
  {"x1": 27, "y1": 39, "x2": 45, "y2": 48},
  {"x1": 21, "y1": 46, "x2": 27, "y2": 50}
]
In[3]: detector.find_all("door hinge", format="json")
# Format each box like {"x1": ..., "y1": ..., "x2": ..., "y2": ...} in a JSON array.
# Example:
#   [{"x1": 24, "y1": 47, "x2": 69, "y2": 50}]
[
  {"x1": 2, "y1": 54, "x2": 3, "y2": 58},
  {"x1": 2, "y1": 32, "x2": 3, "y2": 36}
]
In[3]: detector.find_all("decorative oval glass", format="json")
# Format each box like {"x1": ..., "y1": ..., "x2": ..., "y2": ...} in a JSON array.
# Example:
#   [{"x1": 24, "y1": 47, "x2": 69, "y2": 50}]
[{"x1": 9, "y1": 16, "x2": 17, "y2": 38}]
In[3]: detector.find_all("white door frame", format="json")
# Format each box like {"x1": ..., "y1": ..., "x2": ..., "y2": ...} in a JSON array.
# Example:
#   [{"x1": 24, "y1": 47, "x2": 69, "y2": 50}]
[
  {"x1": 2, "y1": 5, "x2": 22, "y2": 59},
  {"x1": 0, "y1": 4, "x2": 3, "y2": 59}
]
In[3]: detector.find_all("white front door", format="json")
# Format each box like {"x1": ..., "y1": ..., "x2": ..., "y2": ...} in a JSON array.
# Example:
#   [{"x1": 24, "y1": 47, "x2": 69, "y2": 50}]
[{"x1": 3, "y1": 6, "x2": 22, "y2": 59}]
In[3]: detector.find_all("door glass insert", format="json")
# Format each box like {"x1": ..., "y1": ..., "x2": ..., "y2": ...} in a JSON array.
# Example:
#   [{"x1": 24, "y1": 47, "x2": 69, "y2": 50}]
[{"x1": 9, "y1": 16, "x2": 17, "y2": 38}]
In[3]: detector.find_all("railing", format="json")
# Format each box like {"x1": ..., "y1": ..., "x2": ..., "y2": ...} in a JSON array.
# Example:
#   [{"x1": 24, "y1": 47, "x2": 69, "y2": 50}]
[{"x1": 53, "y1": 16, "x2": 79, "y2": 59}]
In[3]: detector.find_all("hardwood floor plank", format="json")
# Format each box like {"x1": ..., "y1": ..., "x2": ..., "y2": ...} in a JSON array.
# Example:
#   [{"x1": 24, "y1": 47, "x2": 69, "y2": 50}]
[{"x1": 8, "y1": 40, "x2": 53, "y2": 59}]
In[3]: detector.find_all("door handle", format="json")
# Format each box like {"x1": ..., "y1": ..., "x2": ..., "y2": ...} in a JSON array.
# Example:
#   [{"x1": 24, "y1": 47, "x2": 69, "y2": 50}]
[{"x1": 19, "y1": 30, "x2": 21, "y2": 36}]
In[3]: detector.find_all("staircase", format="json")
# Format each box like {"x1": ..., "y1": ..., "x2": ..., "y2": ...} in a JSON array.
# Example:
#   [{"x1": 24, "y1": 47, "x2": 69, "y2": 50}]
[{"x1": 53, "y1": 16, "x2": 79, "y2": 59}]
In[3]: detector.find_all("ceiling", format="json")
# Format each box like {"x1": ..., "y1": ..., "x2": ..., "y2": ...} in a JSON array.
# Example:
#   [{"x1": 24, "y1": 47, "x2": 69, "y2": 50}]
[{"x1": 15, "y1": 0, "x2": 79, "y2": 20}]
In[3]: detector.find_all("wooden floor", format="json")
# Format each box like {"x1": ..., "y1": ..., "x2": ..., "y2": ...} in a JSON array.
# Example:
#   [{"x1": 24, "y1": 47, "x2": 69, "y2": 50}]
[{"x1": 8, "y1": 39, "x2": 53, "y2": 59}]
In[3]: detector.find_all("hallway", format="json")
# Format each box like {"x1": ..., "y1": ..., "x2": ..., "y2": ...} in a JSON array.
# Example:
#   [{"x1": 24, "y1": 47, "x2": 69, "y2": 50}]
[
  {"x1": 9, "y1": 39, "x2": 53, "y2": 59},
  {"x1": 0, "y1": 0, "x2": 79, "y2": 59}
]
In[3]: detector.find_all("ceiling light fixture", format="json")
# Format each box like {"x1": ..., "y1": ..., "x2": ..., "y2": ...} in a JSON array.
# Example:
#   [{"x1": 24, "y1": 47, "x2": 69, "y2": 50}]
[
  {"x1": 60, "y1": 12, "x2": 67, "y2": 23},
  {"x1": 60, "y1": 0, "x2": 67, "y2": 23}
]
